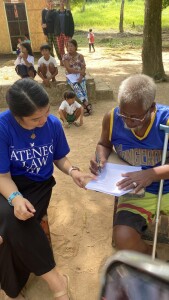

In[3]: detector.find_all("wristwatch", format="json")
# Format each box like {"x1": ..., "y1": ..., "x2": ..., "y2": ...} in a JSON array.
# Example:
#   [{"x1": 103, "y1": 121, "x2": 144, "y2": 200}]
[{"x1": 68, "y1": 166, "x2": 80, "y2": 176}]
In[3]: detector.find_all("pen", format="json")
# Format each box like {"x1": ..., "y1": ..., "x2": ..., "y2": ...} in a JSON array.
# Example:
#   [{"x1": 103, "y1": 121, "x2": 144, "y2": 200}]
[{"x1": 95, "y1": 151, "x2": 102, "y2": 174}]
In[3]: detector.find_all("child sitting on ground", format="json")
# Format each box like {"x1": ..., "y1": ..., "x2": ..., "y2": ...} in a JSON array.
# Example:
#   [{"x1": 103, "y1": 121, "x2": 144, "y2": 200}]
[
  {"x1": 59, "y1": 91, "x2": 84, "y2": 128},
  {"x1": 38, "y1": 44, "x2": 58, "y2": 87}
]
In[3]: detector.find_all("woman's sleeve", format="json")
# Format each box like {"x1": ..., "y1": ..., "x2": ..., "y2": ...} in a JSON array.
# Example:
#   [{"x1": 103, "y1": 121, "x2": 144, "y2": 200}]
[
  {"x1": 80, "y1": 54, "x2": 86, "y2": 68},
  {"x1": 0, "y1": 128, "x2": 10, "y2": 174},
  {"x1": 62, "y1": 54, "x2": 68, "y2": 62},
  {"x1": 52, "y1": 118, "x2": 70, "y2": 160}
]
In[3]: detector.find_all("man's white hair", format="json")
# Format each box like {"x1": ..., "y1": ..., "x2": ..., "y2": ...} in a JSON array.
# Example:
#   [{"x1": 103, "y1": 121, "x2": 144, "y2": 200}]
[{"x1": 118, "y1": 74, "x2": 156, "y2": 110}]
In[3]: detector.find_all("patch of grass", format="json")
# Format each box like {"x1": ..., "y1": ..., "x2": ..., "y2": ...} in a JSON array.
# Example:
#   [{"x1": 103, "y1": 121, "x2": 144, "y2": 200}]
[
  {"x1": 74, "y1": 31, "x2": 143, "y2": 50},
  {"x1": 72, "y1": 0, "x2": 169, "y2": 31}
]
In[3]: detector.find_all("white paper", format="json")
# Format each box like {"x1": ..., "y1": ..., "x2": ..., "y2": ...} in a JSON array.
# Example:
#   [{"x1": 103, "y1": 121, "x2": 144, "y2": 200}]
[
  {"x1": 66, "y1": 73, "x2": 80, "y2": 83},
  {"x1": 86, "y1": 163, "x2": 142, "y2": 196}
]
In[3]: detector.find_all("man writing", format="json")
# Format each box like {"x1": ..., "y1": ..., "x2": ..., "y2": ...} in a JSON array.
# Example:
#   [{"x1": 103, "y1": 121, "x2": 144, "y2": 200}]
[{"x1": 90, "y1": 74, "x2": 169, "y2": 255}]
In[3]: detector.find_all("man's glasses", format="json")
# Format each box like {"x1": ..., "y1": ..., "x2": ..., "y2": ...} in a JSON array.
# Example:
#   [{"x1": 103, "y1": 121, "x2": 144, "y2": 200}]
[{"x1": 117, "y1": 108, "x2": 150, "y2": 123}]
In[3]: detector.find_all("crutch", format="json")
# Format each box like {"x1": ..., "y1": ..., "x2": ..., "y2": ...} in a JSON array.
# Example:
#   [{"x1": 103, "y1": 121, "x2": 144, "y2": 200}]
[{"x1": 152, "y1": 124, "x2": 169, "y2": 260}]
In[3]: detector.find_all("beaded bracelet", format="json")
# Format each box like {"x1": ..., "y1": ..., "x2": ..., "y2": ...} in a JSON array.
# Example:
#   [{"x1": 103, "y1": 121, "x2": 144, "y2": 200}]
[{"x1": 8, "y1": 191, "x2": 23, "y2": 206}]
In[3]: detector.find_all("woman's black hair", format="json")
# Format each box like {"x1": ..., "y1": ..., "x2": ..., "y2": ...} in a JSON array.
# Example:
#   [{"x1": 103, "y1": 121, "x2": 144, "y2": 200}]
[
  {"x1": 21, "y1": 42, "x2": 34, "y2": 56},
  {"x1": 6, "y1": 78, "x2": 49, "y2": 117},
  {"x1": 68, "y1": 39, "x2": 78, "y2": 50},
  {"x1": 40, "y1": 44, "x2": 51, "y2": 52},
  {"x1": 64, "y1": 90, "x2": 76, "y2": 100}
]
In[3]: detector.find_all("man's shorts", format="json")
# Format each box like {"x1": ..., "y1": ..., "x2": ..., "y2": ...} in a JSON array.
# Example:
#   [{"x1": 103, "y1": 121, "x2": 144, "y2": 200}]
[
  {"x1": 114, "y1": 192, "x2": 169, "y2": 234},
  {"x1": 66, "y1": 114, "x2": 76, "y2": 123}
]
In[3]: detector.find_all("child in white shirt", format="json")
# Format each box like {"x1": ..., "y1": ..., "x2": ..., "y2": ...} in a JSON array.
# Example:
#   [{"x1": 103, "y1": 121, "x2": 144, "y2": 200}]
[
  {"x1": 38, "y1": 44, "x2": 58, "y2": 87},
  {"x1": 14, "y1": 42, "x2": 36, "y2": 78},
  {"x1": 59, "y1": 91, "x2": 84, "y2": 128}
]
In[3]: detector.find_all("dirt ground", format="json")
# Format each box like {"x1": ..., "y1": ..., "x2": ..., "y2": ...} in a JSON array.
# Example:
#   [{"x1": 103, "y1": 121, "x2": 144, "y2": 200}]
[{"x1": 1, "y1": 46, "x2": 169, "y2": 300}]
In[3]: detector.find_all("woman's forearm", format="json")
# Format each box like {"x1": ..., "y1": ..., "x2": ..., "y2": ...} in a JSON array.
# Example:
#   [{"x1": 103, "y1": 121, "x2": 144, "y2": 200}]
[
  {"x1": 54, "y1": 157, "x2": 72, "y2": 175},
  {"x1": 0, "y1": 173, "x2": 21, "y2": 200}
]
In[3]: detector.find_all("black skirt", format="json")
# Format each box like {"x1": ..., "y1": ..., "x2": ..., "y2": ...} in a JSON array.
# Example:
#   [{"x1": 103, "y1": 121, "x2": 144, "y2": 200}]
[{"x1": 0, "y1": 175, "x2": 56, "y2": 298}]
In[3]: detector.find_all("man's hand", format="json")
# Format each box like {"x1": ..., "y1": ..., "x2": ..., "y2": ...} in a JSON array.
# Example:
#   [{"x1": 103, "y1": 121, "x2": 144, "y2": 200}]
[
  {"x1": 116, "y1": 169, "x2": 155, "y2": 193},
  {"x1": 12, "y1": 197, "x2": 36, "y2": 220},
  {"x1": 89, "y1": 156, "x2": 107, "y2": 175}
]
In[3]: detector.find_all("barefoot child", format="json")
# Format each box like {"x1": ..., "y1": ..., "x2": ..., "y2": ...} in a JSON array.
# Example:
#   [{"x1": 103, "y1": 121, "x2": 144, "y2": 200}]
[
  {"x1": 37, "y1": 44, "x2": 58, "y2": 87},
  {"x1": 59, "y1": 91, "x2": 84, "y2": 128}
]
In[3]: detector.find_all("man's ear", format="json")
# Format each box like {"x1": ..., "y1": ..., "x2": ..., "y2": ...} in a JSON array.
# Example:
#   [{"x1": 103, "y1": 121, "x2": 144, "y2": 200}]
[{"x1": 150, "y1": 102, "x2": 156, "y2": 111}]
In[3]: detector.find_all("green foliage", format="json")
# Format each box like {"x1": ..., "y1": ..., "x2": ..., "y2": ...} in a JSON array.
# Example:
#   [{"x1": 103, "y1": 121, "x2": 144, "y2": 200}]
[
  {"x1": 72, "y1": 0, "x2": 169, "y2": 31},
  {"x1": 163, "y1": 0, "x2": 169, "y2": 9},
  {"x1": 74, "y1": 31, "x2": 143, "y2": 50}
]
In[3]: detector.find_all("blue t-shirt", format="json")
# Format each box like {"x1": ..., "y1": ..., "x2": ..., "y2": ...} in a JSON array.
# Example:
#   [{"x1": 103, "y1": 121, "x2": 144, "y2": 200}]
[
  {"x1": 109, "y1": 104, "x2": 169, "y2": 194},
  {"x1": 0, "y1": 110, "x2": 70, "y2": 181}
]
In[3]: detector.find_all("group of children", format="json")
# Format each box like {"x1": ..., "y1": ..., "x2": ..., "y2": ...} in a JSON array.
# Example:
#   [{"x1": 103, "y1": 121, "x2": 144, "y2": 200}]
[
  {"x1": 14, "y1": 42, "x2": 84, "y2": 128},
  {"x1": 14, "y1": 28, "x2": 95, "y2": 129}
]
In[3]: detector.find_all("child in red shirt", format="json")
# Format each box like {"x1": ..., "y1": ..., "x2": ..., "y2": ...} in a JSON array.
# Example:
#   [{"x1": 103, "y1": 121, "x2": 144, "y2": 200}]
[{"x1": 87, "y1": 29, "x2": 95, "y2": 53}]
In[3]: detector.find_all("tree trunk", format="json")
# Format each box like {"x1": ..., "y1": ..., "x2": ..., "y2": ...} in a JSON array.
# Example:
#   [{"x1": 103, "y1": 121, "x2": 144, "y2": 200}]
[
  {"x1": 119, "y1": 0, "x2": 125, "y2": 33},
  {"x1": 82, "y1": 0, "x2": 86, "y2": 12},
  {"x1": 65, "y1": 0, "x2": 70, "y2": 10},
  {"x1": 142, "y1": 0, "x2": 166, "y2": 81}
]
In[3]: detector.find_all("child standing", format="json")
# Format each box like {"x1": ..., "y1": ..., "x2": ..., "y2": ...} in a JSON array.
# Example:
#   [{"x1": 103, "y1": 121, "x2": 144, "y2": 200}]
[
  {"x1": 59, "y1": 91, "x2": 84, "y2": 128},
  {"x1": 37, "y1": 44, "x2": 58, "y2": 87},
  {"x1": 87, "y1": 29, "x2": 95, "y2": 53}
]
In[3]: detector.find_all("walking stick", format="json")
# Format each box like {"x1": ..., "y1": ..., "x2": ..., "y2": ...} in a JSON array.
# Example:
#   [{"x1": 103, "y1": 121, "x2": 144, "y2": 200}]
[{"x1": 152, "y1": 124, "x2": 169, "y2": 260}]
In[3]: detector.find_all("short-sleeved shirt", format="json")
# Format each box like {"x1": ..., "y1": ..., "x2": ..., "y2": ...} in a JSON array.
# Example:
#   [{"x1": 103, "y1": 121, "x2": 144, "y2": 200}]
[
  {"x1": 38, "y1": 56, "x2": 57, "y2": 68},
  {"x1": 59, "y1": 100, "x2": 81, "y2": 115},
  {"x1": 109, "y1": 104, "x2": 169, "y2": 194},
  {"x1": 0, "y1": 110, "x2": 70, "y2": 181},
  {"x1": 87, "y1": 32, "x2": 95, "y2": 43},
  {"x1": 38, "y1": 55, "x2": 57, "y2": 77},
  {"x1": 14, "y1": 55, "x2": 34, "y2": 67},
  {"x1": 62, "y1": 52, "x2": 86, "y2": 73}
]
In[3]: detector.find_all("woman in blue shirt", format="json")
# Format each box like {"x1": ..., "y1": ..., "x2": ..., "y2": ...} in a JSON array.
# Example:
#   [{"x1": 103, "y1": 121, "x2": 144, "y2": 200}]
[{"x1": 0, "y1": 78, "x2": 94, "y2": 300}]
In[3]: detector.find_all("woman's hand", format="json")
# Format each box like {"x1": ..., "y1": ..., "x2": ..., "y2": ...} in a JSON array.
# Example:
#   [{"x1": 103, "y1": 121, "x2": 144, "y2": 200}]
[
  {"x1": 89, "y1": 156, "x2": 107, "y2": 175},
  {"x1": 78, "y1": 75, "x2": 83, "y2": 83},
  {"x1": 70, "y1": 170, "x2": 96, "y2": 189},
  {"x1": 116, "y1": 168, "x2": 155, "y2": 193},
  {"x1": 19, "y1": 52, "x2": 24, "y2": 58},
  {"x1": 12, "y1": 197, "x2": 36, "y2": 220}
]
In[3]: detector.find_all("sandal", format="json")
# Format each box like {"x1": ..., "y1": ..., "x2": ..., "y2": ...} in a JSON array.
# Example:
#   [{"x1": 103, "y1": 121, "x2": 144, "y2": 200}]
[
  {"x1": 83, "y1": 103, "x2": 92, "y2": 116},
  {"x1": 63, "y1": 122, "x2": 71, "y2": 128},
  {"x1": 54, "y1": 274, "x2": 71, "y2": 299},
  {"x1": 73, "y1": 121, "x2": 81, "y2": 127}
]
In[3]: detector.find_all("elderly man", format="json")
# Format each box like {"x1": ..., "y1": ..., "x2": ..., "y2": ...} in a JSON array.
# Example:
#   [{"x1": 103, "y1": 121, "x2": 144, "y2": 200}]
[{"x1": 90, "y1": 74, "x2": 169, "y2": 255}]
